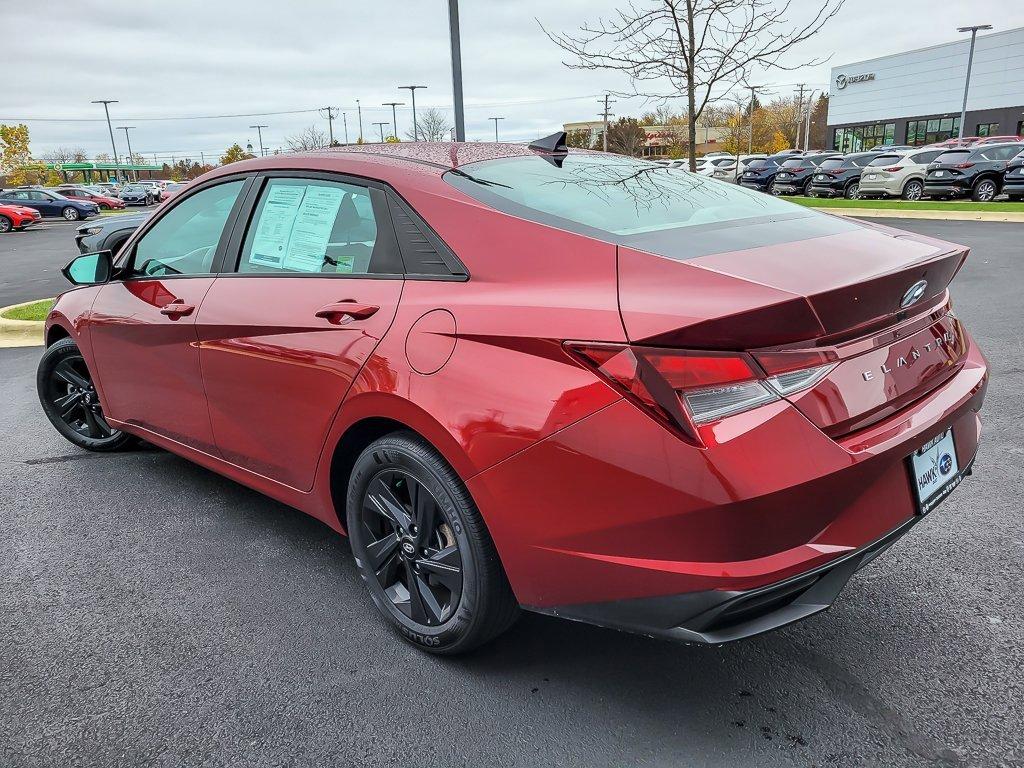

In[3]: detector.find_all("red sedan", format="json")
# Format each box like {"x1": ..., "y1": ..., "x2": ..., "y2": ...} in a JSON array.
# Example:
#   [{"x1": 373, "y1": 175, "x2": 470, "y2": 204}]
[
  {"x1": 0, "y1": 203, "x2": 41, "y2": 232},
  {"x1": 38, "y1": 137, "x2": 987, "y2": 653},
  {"x1": 56, "y1": 186, "x2": 126, "y2": 210}
]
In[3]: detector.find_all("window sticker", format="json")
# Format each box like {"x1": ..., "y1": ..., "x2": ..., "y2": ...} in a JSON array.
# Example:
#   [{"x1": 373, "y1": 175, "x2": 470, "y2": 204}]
[
  {"x1": 282, "y1": 185, "x2": 344, "y2": 273},
  {"x1": 248, "y1": 184, "x2": 305, "y2": 268}
]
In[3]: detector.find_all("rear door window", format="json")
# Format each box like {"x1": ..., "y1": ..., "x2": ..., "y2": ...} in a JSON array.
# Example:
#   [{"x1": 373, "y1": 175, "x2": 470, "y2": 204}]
[
  {"x1": 237, "y1": 177, "x2": 398, "y2": 276},
  {"x1": 911, "y1": 150, "x2": 943, "y2": 164}
]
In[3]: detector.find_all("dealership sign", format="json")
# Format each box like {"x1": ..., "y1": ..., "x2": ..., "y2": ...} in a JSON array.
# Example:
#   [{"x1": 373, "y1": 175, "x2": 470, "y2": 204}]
[{"x1": 835, "y1": 72, "x2": 875, "y2": 90}]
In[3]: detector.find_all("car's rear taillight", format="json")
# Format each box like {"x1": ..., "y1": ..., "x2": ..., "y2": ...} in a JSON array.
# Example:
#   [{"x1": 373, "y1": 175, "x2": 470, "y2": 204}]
[
  {"x1": 884, "y1": 166, "x2": 901, "y2": 172},
  {"x1": 566, "y1": 343, "x2": 835, "y2": 443},
  {"x1": 954, "y1": 162, "x2": 975, "y2": 169}
]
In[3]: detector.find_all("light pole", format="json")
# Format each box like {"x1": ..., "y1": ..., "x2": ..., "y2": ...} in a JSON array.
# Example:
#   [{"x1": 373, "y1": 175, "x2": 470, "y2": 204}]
[
  {"x1": 342, "y1": 112, "x2": 349, "y2": 144},
  {"x1": 372, "y1": 121, "x2": 389, "y2": 143},
  {"x1": 91, "y1": 100, "x2": 120, "y2": 182},
  {"x1": 116, "y1": 126, "x2": 136, "y2": 180},
  {"x1": 956, "y1": 24, "x2": 992, "y2": 140},
  {"x1": 447, "y1": 0, "x2": 465, "y2": 141},
  {"x1": 382, "y1": 102, "x2": 404, "y2": 140},
  {"x1": 356, "y1": 99, "x2": 364, "y2": 142},
  {"x1": 489, "y1": 116, "x2": 505, "y2": 142},
  {"x1": 399, "y1": 85, "x2": 427, "y2": 140},
  {"x1": 249, "y1": 124, "x2": 268, "y2": 156}
]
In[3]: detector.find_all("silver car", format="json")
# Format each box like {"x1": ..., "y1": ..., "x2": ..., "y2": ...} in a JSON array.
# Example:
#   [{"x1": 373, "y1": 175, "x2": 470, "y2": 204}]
[{"x1": 858, "y1": 147, "x2": 945, "y2": 200}]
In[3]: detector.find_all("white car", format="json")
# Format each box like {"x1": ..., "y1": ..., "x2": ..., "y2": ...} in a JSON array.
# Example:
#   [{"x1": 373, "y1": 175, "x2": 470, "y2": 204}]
[{"x1": 858, "y1": 148, "x2": 944, "y2": 200}]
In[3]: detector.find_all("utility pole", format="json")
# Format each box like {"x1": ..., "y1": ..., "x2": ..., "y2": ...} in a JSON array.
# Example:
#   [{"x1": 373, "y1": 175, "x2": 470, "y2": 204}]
[
  {"x1": 489, "y1": 116, "x2": 505, "y2": 142},
  {"x1": 803, "y1": 89, "x2": 818, "y2": 151},
  {"x1": 249, "y1": 124, "x2": 268, "y2": 156},
  {"x1": 447, "y1": 0, "x2": 465, "y2": 141},
  {"x1": 382, "y1": 102, "x2": 404, "y2": 140},
  {"x1": 91, "y1": 100, "x2": 120, "y2": 182},
  {"x1": 793, "y1": 84, "x2": 806, "y2": 149},
  {"x1": 116, "y1": 126, "x2": 136, "y2": 180},
  {"x1": 373, "y1": 121, "x2": 389, "y2": 143},
  {"x1": 956, "y1": 24, "x2": 992, "y2": 140},
  {"x1": 342, "y1": 112, "x2": 349, "y2": 144},
  {"x1": 598, "y1": 94, "x2": 615, "y2": 152},
  {"x1": 356, "y1": 99, "x2": 364, "y2": 142},
  {"x1": 746, "y1": 85, "x2": 764, "y2": 155},
  {"x1": 200, "y1": 151, "x2": 206, "y2": 167},
  {"x1": 319, "y1": 107, "x2": 338, "y2": 146},
  {"x1": 399, "y1": 85, "x2": 427, "y2": 140}
]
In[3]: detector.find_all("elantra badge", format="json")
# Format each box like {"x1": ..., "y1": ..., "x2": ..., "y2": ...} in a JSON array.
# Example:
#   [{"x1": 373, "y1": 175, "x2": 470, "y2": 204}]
[{"x1": 901, "y1": 280, "x2": 928, "y2": 308}]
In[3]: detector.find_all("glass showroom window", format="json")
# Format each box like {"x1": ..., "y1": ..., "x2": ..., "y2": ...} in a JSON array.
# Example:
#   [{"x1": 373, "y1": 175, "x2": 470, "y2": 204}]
[
  {"x1": 833, "y1": 122, "x2": 895, "y2": 152},
  {"x1": 976, "y1": 123, "x2": 999, "y2": 137},
  {"x1": 907, "y1": 117, "x2": 960, "y2": 146}
]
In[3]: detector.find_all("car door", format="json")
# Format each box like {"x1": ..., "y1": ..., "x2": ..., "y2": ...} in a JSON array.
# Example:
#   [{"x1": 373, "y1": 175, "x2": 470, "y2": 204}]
[
  {"x1": 197, "y1": 173, "x2": 404, "y2": 490},
  {"x1": 88, "y1": 177, "x2": 250, "y2": 453},
  {"x1": 31, "y1": 191, "x2": 61, "y2": 215}
]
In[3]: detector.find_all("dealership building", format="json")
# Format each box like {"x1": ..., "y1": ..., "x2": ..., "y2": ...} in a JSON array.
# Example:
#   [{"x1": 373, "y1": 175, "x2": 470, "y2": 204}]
[{"x1": 827, "y1": 26, "x2": 1024, "y2": 152}]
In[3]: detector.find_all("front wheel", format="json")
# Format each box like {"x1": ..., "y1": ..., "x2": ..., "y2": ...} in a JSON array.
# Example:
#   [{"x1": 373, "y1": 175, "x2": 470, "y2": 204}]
[
  {"x1": 37, "y1": 338, "x2": 134, "y2": 451},
  {"x1": 845, "y1": 182, "x2": 860, "y2": 200},
  {"x1": 902, "y1": 179, "x2": 924, "y2": 201},
  {"x1": 0, "y1": 215, "x2": 11, "y2": 233},
  {"x1": 972, "y1": 179, "x2": 997, "y2": 202},
  {"x1": 346, "y1": 432, "x2": 518, "y2": 654},
  {"x1": 62, "y1": 207, "x2": 81, "y2": 221}
]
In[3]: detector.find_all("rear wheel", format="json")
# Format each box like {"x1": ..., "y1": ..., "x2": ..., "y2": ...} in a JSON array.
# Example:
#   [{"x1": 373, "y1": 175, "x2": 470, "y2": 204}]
[
  {"x1": 972, "y1": 178, "x2": 997, "y2": 202},
  {"x1": 844, "y1": 182, "x2": 860, "y2": 200},
  {"x1": 0, "y1": 216, "x2": 11, "y2": 233},
  {"x1": 902, "y1": 179, "x2": 924, "y2": 201},
  {"x1": 802, "y1": 179, "x2": 813, "y2": 197},
  {"x1": 61, "y1": 207, "x2": 80, "y2": 221},
  {"x1": 37, "y1": 337, "x2": 133, "y2": 451},
  {"x1": 346, "y1": 432, "x2": 518, "y2": 654}
]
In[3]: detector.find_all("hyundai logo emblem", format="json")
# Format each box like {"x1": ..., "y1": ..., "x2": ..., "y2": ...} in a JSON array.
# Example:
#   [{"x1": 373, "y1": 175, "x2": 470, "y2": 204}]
[{"x1": 900, "y1": 280, "x2": 928, "y2": 309}]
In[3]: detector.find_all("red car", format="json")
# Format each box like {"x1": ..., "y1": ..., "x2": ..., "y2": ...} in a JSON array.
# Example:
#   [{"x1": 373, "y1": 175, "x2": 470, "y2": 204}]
[
  {"x1": 56, "y1": 187, "x2": 126, "y2": 210},
  {"x1": 0, "y1": 203, "x2": 41, "y2": 232},
  {"x1": 38, "y1": 137, "x2": 988, "y2": 654}
]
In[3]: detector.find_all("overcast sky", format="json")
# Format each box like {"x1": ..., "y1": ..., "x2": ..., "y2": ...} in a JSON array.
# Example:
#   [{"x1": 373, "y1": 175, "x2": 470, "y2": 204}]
[{"x1": 8, "y1": 0, "x2": 1024, "y2": 163}]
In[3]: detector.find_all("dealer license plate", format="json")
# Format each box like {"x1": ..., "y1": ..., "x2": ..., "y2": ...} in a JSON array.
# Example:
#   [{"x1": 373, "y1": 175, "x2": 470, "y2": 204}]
[
  {"x1": 909, "y1": 429, "x2": 961, "y2": 514},
  {"x1": 934, "y1": 170, "x2": 945, "y2": 177}
]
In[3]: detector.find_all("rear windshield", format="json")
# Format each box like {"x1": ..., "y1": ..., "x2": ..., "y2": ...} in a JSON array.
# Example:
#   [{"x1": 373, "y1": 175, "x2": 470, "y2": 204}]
[
  {"x1": 745, "y1": 159, "x2": 775, "y2": 169},
  {"x1": 444, "y1": 153, "x2": 819, "y2": 239},
  {"x1": 817, "y1": 158, "x2": 845, "y2": 170},
  {"x1": 934, "y1": 150, "x2": 971, "y2": 164},
  {"x1": 867, "y1": 155, "x2": 901, "y2": 167},
  {"x1": 780, "y1": 159, "x2": 805, "y2": 168}
]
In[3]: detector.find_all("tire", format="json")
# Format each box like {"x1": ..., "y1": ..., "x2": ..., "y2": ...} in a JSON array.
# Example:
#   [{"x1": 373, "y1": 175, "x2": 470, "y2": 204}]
[
  {"x1": 844, "y1": 182, "x2": 860, "y2": 200},
  {"x1": 61, "y1": 206, "x2": 81, "y2": 221},
  {"x1": 0, "y1": 215, "x2": 11, "y2": 233},
  {"x1": 768, "y1": 180, "x2": 780, "y2": 195},
  {"x1": 36, "y1": 337, "x2": 134, "y2": 452},
  {"x1": 802, "y1": 179, "x2": 813, "y2": 197},
  {"x1": 972, "y1": 178, "x2": 997, "y2": 202},
  {"x1": 901, "y1": 179, "x2": 924, "y2": 201},
  {"x1": 346, "y1": 431, "x2": 518, "y2": 654}
]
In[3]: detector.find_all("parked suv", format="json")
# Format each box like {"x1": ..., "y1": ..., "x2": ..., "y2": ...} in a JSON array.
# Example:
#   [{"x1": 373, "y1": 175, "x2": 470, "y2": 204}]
[
  {"x1": 772, "y1": 153, "x2": 840, "y2": 196},
  {"x1": 924, "y1": 143, "x2": 1021, "y2": 201},
  {"x1": 737, "y1": 153, "x2": 793, "y2": 193},
  {"x1": 858, "y1": 148, "x2": 944, "y2": 200},
  {"x1": 807, "y1": 152, "x2": 883, "y2": 199},
  {"x1": 1001, "y1": 147, "x2": 1024, "y2": 201}
]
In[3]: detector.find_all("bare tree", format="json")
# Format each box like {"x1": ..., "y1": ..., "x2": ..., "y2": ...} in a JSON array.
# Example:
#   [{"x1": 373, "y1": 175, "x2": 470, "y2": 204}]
[
  {"x1": 541, "y1": 0, "x2": 844, "y2": 170},
  {"x1": 286, "y1": 125, "x2": 330, "y2": 152},
  {"x1": 405, "y1": 107, "x2": 453, "y2": 142},
  {"x1": 606, "y1": 117, "x2": 647, "y2": 156}
]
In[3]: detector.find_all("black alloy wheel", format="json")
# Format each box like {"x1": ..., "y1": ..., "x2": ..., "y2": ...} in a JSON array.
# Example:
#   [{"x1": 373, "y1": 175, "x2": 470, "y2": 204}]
[
  {"x1": 37, "y1": 338, "x2": 133, "y2": 451},
  {"x1": 347, "y1": 432, "x2": 518, "y2": 654}
]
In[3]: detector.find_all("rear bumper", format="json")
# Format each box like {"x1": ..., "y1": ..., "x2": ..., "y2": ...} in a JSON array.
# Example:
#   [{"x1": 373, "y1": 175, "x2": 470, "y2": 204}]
[
  {"x1": 925, "y1": 182, "x2": 969, "y2": 198},
  {"x1": 858, "y1": 178, "x2": 902, "y2": 196},
  {"x1": 469, "y1": 333, "x2": 988, "y2": 639},
  {"x1": 1002, "y1": 180, "x2": 1024, "y2": 195},
  {"x1": 809, "y1": 182, "x2": 847, "y2": 197},
  {"x1": 738, "y1": 179, "x2": 771, "y2": 191},
  {"x1": 772, "y1": 181, "x2": 805, "y2": 195},
  {"x1": 533, "y1": 499, "x2": 969, "y2": 644}
]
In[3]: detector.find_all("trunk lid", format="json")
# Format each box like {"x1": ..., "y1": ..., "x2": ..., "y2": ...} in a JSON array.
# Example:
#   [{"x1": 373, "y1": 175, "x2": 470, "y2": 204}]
[{"x1": 618, "y1": 217, "x2": 969, "y2": 435}]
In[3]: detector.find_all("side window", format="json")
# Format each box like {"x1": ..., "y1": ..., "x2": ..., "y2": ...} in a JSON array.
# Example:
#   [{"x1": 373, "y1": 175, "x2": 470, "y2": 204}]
[
  {"x1": 912, "y1": 150, "x2": 941, "y2": 164},
  {"x1": 238, "y1": 178, "x2": 384, "y2": 276},
  {"x1": 131, "y1": 180, "x2": 244, "y2": 278},
  {"x1": 29, "y1": 191, "x2": 51, "y2": 201},
  {"x1": 989, "y1": 146, "x2": 1020, "y2": 161}
]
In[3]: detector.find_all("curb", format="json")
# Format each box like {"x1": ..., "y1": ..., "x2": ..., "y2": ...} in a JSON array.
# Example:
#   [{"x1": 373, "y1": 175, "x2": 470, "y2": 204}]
[
  {"x1": 809, "y1": 207, "x2": 1024, "y2": 222},
  {"x1": 0, "y1": 299, "x2": 48, "y2": 348}
]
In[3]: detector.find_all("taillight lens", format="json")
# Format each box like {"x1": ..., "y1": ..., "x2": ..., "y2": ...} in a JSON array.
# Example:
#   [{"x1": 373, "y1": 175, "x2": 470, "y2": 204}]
[
  {"x1": 884, "y1": 166, "x2": 901, "y2": 172},
  {"x1": 566, "y1": 343, "x2": 835, "y2": 442},
  {"x1": 954, "y1": 162, "x2": 975, "y2": 169}
]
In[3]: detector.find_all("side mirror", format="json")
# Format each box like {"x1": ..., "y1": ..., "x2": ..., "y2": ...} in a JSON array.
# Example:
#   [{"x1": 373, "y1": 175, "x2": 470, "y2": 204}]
[{"x1": 62, "y1": 250, "x2": 113, "y2": 286}]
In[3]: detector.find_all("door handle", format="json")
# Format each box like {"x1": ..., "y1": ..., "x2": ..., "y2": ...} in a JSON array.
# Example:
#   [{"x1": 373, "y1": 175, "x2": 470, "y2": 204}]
[
  {"x1": 315, "y1": 300, "x2": 380, "y2": 323},
  {"x1": 160, "y1": 300, "x2": 195, "y2": 317}
]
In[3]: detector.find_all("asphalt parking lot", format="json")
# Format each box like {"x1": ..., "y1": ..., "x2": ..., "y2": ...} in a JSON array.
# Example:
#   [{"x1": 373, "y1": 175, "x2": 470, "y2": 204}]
[{"x1": 1, "y1": 219, "x2": 1022, "y2": 767}]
